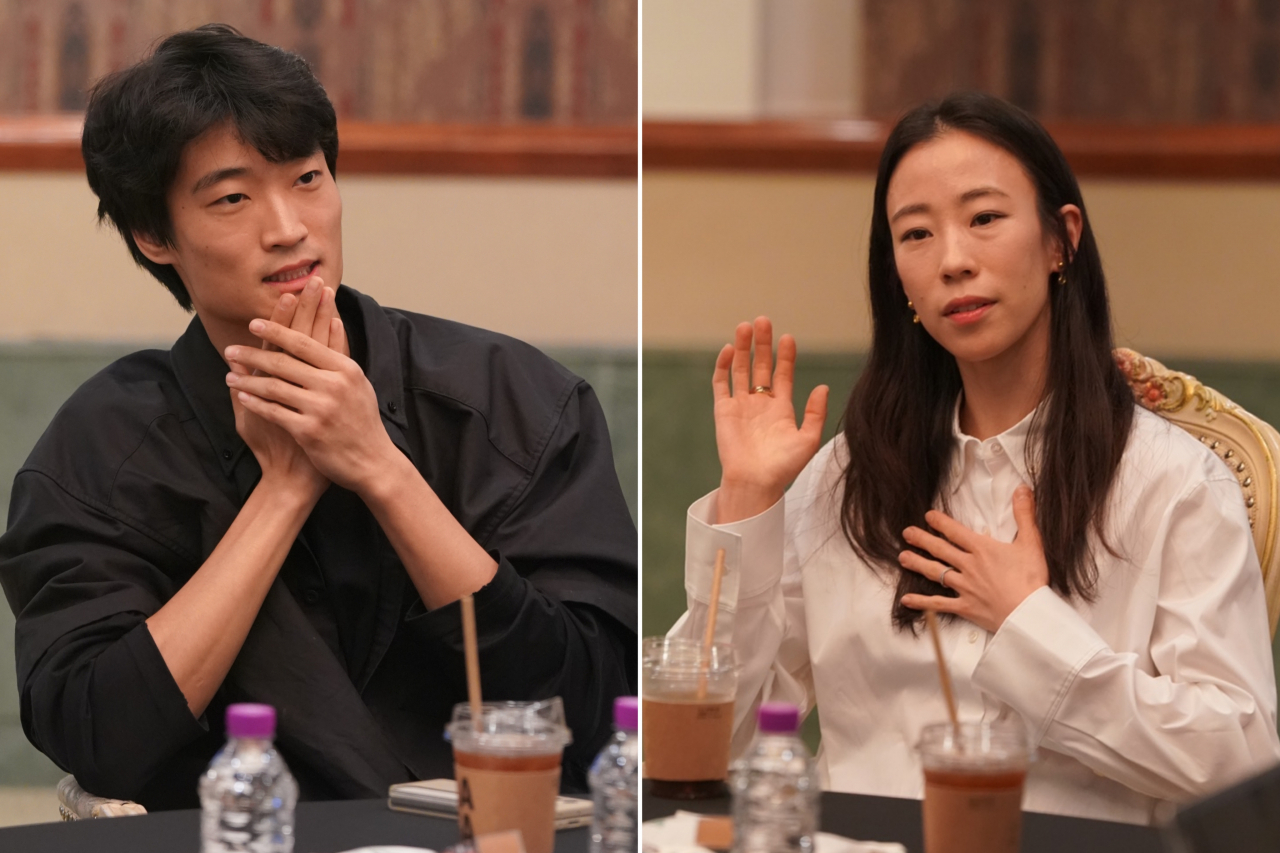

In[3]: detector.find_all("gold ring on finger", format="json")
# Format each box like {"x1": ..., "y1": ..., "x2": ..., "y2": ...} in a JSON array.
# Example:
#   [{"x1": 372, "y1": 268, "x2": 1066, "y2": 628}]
[{"x1": 750, "y1": 385, "x2": 773, "y2": 395}]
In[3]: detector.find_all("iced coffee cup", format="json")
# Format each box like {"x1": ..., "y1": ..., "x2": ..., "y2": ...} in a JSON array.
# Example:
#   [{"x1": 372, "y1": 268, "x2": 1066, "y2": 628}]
[
  {"x1": 642, "y1": 636, "x2": 738, "y2": 799},
  {"x1": 445, "y1": 698, "x2": 572, "y2": 853},
  {"x1": 917, "y1": 720, "x2": 1032, "y2": 853}
]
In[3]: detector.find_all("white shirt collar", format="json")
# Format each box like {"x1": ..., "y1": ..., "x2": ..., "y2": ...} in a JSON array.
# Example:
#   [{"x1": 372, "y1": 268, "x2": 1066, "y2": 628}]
[{"x1": 946, "y1": 396, "x2": 1040, "y2": 494}]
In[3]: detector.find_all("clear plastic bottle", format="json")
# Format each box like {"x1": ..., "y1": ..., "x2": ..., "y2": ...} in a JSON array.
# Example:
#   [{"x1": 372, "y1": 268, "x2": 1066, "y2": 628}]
[
  {"x1": 589, "y1": 695, "x2": 639, "y2": 853},
  {"x1": 730, "y1": 702, "x2": 820, "y2": 853},
  {"x1": 199, "y1": 703, "x2": 299, "y2": 853}
]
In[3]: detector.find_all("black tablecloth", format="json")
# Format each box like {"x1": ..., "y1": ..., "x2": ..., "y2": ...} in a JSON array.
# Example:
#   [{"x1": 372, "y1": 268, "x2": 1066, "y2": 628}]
[
  {"x1": 0, "y1": 798, "x2": 590, "y2": 853},
  {"x1": 643, "y1": 780, "x2": 1163, "y2": 853}
]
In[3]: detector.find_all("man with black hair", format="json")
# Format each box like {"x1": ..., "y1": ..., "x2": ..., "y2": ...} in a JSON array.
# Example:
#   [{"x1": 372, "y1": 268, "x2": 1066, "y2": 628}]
[{"x1": 0, "y1": 24, "x2": 636, "y2": 810}]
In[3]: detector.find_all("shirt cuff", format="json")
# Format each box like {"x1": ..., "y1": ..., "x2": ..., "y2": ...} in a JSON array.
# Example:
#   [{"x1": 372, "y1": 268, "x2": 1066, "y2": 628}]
[
  {"x1": 971, "y1": 586, "x2": 1109, "y2": 745},
  {"x1": 403, "y1": 551, "x2": 525, "y2": 640},
  {"x1": 686, "y1": 490, "x2": 785, "y2": 610},
  {"x1": 128, "y1": 622, "x2": 210, "y2": 737}
]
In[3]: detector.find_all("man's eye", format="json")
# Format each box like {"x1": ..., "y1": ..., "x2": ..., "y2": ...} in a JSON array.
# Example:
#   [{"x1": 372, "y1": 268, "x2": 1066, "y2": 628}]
[
  {"x1": 217, "y1": 193, "x2": 246, "y2": 205},
  {"x1": 297, "y1": 170, "x2": 321, "y2": 185}
]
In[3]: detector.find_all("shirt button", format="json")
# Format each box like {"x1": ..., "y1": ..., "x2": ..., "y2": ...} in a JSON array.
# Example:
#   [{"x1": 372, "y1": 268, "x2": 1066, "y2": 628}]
[
  {"x1": 991, "y1": 444, "x2": 1003, "y2": 455},
  {"x1": 221, "y1": 450, "x2": 232, "y2": 461},
  {"x1": 968, "y1": 630, "x2": 979, "y2": 643},
  {"x1": 388, "y1": 401, "x2": 399, "y2": 414},
  {"x1": 303, "y1": 589, "x2": 322, "y2": 605}
]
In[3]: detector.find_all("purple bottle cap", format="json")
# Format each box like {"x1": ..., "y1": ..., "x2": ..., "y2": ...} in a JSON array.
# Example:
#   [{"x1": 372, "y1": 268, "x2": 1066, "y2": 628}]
[
  {"x1": 614, "y1": 696, "x2": 638, "y2": 730},
  {"x1": 757, "y1": 702, "x2": 800, "y2": 734},
  {"x1": 226, "y1": 703, "x2": 276, "y2": 739}
]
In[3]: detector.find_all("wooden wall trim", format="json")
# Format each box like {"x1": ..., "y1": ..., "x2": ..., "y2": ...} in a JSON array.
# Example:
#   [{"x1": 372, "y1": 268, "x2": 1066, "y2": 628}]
[
  {"x1": 644, "y1": 120, "x2": 1280, "y2": 180},
  {"x1": 0, "y1": 115, "x2": 637, "y2": 178}
]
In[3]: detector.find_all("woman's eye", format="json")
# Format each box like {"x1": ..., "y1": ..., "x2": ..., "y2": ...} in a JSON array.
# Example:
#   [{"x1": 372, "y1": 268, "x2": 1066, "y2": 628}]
[
  {"x1": 972, "y1": 212, "x2": 1004, "y2": 226},
  {"x1": 900, "y1": 229, "x2": 929, "y2": 243},
  {"x1": 297, "y1": 170, "x2": 321, "y2": 185}
]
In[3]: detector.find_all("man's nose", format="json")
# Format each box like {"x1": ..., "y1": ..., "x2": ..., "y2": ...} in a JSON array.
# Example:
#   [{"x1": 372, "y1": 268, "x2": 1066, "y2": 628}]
[{"x1": 260, "y1": 193, "x2": 308, "y2": 248}]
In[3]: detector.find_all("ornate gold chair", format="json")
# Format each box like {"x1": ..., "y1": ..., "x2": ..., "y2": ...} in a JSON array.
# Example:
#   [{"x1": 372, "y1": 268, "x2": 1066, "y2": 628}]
[
  {"x1": 1115, "y1": 348, "x2": 1280, "y2": 638},
  {"x1": 56, "y1": 774, "x2": 146, "y2": 820}
]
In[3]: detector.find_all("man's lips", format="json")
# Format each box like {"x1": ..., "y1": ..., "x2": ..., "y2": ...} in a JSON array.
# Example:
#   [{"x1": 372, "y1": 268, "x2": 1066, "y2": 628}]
[
  {"x1": 263, "y1": 261, "x2": 318, "y2": 284},
  {"x1": 262, "y1": 261, "x2": 319, "y2": 296}
]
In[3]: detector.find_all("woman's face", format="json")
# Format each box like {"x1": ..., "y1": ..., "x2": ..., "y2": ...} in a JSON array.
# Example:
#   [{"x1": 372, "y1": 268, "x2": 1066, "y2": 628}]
[{"x1": 885, "y1": 130, "x2": 1080, "y2": 373}]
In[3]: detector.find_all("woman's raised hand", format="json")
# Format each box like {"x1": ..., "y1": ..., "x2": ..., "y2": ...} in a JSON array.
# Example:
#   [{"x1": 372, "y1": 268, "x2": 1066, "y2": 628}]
[{"x1": 713, "y1": 317, "x2": 829, "y2": 524}]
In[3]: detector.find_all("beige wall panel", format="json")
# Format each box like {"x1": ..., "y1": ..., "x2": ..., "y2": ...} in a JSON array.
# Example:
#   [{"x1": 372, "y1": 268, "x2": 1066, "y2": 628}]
[
  {"x1": 643, "y1": 0, "x2": 762, "y2": 119},
  {"x1": 643, "y1": 171, "x2": 1280, "y2": 360},
  {"x1": 0, "y1": 172, "x2": 637, "y2": 347}
]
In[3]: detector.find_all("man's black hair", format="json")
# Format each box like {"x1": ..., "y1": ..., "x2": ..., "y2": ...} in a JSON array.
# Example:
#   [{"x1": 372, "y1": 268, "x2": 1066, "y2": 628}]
[{"x1": 82, "y1": 23, "x2": 339, "y2": 310}]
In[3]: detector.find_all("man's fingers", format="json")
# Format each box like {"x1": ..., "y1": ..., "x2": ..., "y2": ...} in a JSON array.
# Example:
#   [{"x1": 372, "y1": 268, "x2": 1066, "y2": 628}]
[
  {"x1": 712, "y1": 344, "x2": 734, "y2": 402},
  {"x1": 261, "y1": 292, "x2": 299, "y2": 355},
  {"x1": 751, "y1": 316, "x2": 774, "y2": 390},
  {"x1": 289, "y1": 278, "x2": 323, "y2": 336},
  {"x1": 241, "y1": 320, "x2": 346, "y2": 371},
  {"x1": 331, "y1": 318, "x2": 350, "y2": 358},
  {"x1": 731, "y1": 322, "x2": 752, "y2": 396},
  {"x1": 234, "y1": 389, "x2": 307, "y2": 433},
  {"x1": 227, "y1": 372, "x2": 311, "y2": 411},
  {"x1": 311, "y1": 286, "x2": 336, "y2": 348}
]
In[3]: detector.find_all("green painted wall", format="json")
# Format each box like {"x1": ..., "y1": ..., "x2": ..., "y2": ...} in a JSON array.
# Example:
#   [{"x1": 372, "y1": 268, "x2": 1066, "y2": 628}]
[{"x1": 0, "y1": 343, "x2": 636, "y2": 785}]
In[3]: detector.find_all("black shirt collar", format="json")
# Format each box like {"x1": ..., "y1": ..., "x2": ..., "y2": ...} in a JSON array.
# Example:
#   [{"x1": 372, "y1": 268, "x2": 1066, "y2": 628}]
[{"x1": 169, "y1": 285, "x2": 409, "y2": 485}]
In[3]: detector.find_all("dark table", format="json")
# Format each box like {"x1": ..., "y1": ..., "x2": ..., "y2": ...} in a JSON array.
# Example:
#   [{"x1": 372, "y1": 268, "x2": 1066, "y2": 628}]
[
  {"x1": 644, "y1": 781, "x2": 1163, "y2": 853},
  {"x1": 0, "y1": 798, "x2": 590, "y2": 853}
]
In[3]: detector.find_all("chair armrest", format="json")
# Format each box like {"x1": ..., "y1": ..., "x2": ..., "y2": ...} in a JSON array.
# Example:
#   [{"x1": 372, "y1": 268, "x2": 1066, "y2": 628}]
[{"x1": 56, "y1": 774, "x2": 147, "y2": 820}]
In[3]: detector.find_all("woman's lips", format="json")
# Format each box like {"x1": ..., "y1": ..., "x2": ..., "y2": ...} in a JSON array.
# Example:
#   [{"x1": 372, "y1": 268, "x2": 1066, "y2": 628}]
[{"x1": 945, "y1": 301, "x2": 994, "y2": 325}]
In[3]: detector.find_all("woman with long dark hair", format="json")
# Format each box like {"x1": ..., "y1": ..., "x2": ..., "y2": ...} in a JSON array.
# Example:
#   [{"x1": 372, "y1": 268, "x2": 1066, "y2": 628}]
[{"x1": 671, "y1": 92, "x2": 1280, "y2": 824}]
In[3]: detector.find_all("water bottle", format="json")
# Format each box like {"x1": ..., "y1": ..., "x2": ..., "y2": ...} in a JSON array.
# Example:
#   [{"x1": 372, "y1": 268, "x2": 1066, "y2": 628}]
[
  {"x1": 730, "y1": 702, "x2": 820, "y2": 853},
  {"x1": 589, "y1": 695, "x2": 639, "y2": 853},
  {"x1": 199, "y1": 703, "x2": 299, "y2": 853}
]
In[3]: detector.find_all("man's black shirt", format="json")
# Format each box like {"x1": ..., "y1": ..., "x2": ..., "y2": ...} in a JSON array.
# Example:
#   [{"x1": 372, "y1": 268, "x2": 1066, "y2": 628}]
[{"x1": 0, "y1": 286, "x2": 637, "y2": 809}]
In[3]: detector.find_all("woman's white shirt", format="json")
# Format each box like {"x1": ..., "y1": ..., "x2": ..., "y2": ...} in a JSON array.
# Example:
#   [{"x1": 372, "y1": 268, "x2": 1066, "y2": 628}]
[{"x1": 670, "y1": 406, "x2": 1280, "y2": 825}]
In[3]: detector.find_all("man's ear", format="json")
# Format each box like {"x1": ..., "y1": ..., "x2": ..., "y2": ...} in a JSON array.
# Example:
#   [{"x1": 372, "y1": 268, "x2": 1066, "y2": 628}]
[{"x1": 132, "y1": 230, "x2": 176, "y2": 266}]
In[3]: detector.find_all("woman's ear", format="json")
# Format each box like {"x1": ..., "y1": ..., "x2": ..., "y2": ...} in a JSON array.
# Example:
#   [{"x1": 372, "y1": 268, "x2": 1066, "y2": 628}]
[
  {"x1": 1058, "y1": 203, "x2": 1083, "y2": 260},
  {"x1": 132, "y1": 230, "x2": 176, "y2": 266}
]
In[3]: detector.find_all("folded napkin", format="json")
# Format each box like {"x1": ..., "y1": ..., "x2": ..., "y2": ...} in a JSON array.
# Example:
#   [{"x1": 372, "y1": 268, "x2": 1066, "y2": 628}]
[{"x1": 642, "y1": 811, "x2": 906, "y2": 853}]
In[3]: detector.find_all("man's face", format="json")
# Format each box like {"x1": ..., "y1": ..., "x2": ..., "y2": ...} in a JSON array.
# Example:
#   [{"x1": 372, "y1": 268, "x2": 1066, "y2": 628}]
[{"x1": 136, "y1": 123, "x2": 343, "y2": 350}]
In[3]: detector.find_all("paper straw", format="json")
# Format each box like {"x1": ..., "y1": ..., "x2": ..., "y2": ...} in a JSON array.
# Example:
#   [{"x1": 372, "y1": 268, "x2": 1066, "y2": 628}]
[
  {"x1": 461, "y1": 593, "x2": 483, "y2": 732},
  {"x1": 925, "y1": 610, "x2": 959, "y2": 734},
  {"x1": 696, "y1": 548, "x2": 727, "y2": 700}
]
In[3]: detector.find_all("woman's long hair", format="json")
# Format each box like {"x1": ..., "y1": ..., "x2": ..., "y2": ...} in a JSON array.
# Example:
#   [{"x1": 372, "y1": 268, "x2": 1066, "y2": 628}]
[{"x1": 840, "y1": 92, "x2": 1135, "y2": 631}]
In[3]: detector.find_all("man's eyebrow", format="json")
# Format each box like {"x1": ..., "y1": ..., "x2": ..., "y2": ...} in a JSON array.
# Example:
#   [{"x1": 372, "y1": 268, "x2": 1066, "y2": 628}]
[{"x1": 191, "y1": 167, "x2": 249, "y2": 195}]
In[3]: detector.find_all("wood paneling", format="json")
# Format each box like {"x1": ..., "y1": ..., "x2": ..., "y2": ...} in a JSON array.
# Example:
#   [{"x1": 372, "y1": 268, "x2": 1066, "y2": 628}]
[
  {"x1": 0, "y1": 116, "x2": 637, "y2": 178},
  {"x1": 644, "y1": 120, "x2": 1280, "y2": 180}
]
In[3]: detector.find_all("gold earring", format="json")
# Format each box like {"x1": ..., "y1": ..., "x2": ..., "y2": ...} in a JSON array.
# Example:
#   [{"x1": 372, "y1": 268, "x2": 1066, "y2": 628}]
[
  {"x1": 1055, "y1": 260, "x2": 1066, "y2": 286},
  {"x1": 907, "y1": 300, "x2": 920, "y2": 324}
]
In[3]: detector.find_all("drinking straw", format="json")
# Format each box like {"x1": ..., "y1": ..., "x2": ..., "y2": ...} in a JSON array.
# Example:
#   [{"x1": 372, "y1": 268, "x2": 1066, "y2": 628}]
[
  {"x1": 924, "y1": 610, "x2": 959, "y2": 733},
  {"x1": 461, "y1": 593, "x2": 483, "y2": 732},
  {"x1": 696, "y1": 548, "x2": 727, "y2": 700}
]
